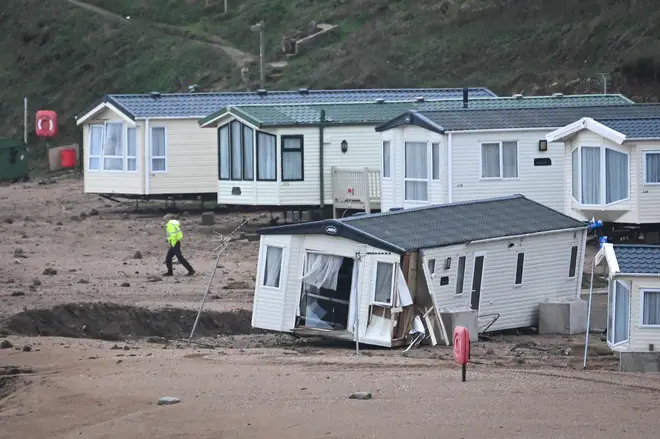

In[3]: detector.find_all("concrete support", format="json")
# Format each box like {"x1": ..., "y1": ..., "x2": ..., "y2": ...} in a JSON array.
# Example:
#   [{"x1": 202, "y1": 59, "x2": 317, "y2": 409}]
[{"x1": 539, "y1": 299, "x2": 588, "y2": 335}]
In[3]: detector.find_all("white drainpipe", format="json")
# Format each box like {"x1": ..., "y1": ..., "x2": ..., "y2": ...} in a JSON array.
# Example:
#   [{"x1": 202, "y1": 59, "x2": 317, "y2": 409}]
[
  {"x1": 144, "y1": 119, "x2": 150, "y2": 195},
  {"x1": 447, "y1": 132, "x2": 453, "y2": 203}
]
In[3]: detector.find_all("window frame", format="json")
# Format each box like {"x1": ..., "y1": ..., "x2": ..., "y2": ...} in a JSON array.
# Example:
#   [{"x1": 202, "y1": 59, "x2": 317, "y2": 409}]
[
  {"x1": 404, "y1": 141, "x2": 429, "y2": 202},
  {"x1": 643, "y1": 151, "x2": 660, "y2": 186},
  {"x1": 608, "y1": 280, "x2": 630, "y2": 346},
  {"x1": 280, "y1": 135, "x2": 304, "y2": 182},
  {"x1": 640, "y1": 288, "x2": 660, "y2": 328},
  {"x1": 514, "y1": 252, "x2": 525, "y2": 286},
  {"x1": 102, "y1": 121, "x2": 126, "y2": 172},
  {"x1": 372, "y1": 261, "x2": 395, "y2": 307},
  {"x1": 382, "y1": 141, "x2": 391, "y2": 179},
  {"x1": 427, "y1": 258, "x2": 436, "y2": 275},
  {"x1": 217, "y1": 120, "x2": 257, "y2": 181},
  {"x1": 570, "y1": 144, "x2": 630, "y2": 206},
  {"x1": 88, "y1": 124, "x2": 104, "y2": 172},
  {"x1": 150, "y1": 126, "x2": 168, "y2": 173},
  {"x1": 455, "y1": 255, "x2": 466, "y2": 295},
  {"x1": 262, "y1": 245, "x2": 285, "y2": 289},
  {"x1": 568, "y1": 245, "x2": 578, "y2": 278},
  {"x1": 256, "y1": 131, "x2": 277, "y2": 181},
  {"x1": 126, "y1": 127, "x2": 138, "y2": 172},
  {"x1": 479, "y1": 141, "x2": 519, "y2": 180},
  {"x1": 218, "y1": 124, "x2": 230, "y2": 181},
  {"x1": 431, "y1": 142, "x2": 441, "y2": 180}
]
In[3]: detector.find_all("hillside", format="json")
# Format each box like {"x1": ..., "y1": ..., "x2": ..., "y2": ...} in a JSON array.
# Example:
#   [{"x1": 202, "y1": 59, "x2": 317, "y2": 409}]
[{"x1": 2, "y1": 0, "x2": 660, "y2": 144}]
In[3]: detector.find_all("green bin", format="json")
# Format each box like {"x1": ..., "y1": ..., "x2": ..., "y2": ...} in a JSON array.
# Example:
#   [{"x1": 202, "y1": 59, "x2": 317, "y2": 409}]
[{"x1": 0, "y1": 139, "x2": 29, "y2": 182}]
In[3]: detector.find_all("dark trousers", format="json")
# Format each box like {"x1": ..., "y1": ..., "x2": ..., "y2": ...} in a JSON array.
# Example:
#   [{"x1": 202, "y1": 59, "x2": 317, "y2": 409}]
[{"x1": 165, "y1": 242, "x2": 194, "y2": 274}]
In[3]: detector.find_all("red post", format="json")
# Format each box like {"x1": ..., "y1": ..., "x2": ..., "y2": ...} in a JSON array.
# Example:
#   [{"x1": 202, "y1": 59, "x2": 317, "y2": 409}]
[{"x1": 453, "y1": 326, "x2": 470, "y2": 382}]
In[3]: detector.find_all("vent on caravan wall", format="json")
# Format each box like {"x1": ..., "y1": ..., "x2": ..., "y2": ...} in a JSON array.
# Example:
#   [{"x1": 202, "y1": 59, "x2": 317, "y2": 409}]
[
  {"x1": 298, "y1": 88, "x2": 309, "y2": 94},
  {"x1": 512, "y1": 93, "x2": 523, "y2": 99},
  {"x1": 375, "y1": 98, "x2": 385, "y2": 104},
  {"x1": 150, "y1": 92, "x2": 161, "y2": 99},
  {"x1": 256, "y1": 89, "x2": 268, "y2": 96},
  {"x1": 389, "y1": 207, "x2": 404, "y2": 212},
  {"x1": 462, "y1": 87, "x2": 469, "y2": 108}
]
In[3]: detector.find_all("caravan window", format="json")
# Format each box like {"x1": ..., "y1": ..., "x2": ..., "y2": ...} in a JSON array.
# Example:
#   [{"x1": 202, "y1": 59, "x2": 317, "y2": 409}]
[
  {"x1": 373, "y1": 262, "x2": 394, "y2": 306},
  {"x1": 263, "y1": 246, "x2": 284, "y2": 288}
]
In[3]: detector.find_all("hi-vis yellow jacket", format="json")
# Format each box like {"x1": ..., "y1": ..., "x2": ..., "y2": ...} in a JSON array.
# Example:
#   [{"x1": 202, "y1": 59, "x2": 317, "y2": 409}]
[{"x1": 166, "y1": 220, "x2": 183, "y2": 247}]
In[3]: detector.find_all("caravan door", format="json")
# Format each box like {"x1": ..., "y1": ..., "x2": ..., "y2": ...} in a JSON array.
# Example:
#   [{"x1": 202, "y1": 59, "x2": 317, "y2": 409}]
[{"x1": 252, "y1": 235, "x2": 292, "y2": 331}]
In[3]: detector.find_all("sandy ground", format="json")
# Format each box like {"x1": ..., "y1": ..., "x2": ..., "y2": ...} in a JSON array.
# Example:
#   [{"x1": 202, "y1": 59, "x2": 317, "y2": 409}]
[{"x1": 1, "y1": 176, "x2": 650, "y2": 438}]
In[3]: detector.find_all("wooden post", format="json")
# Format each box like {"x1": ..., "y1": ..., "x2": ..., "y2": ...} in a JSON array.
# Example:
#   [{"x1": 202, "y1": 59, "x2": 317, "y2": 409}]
[{"x1": 363, "y1": 167, "x2": 371, "y2": 214}]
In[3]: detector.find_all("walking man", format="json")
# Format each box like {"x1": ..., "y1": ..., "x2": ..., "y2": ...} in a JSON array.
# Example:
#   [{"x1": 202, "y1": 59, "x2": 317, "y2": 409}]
[{"x1": 163, "y1": 214, "x2": 195, "y2": 276}]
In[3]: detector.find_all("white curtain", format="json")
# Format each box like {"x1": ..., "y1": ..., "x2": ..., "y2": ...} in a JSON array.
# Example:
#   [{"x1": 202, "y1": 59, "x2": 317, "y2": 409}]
[
  {"x1": 431, "y1": 143, "x2": 440, "y2": 180},
  {"x1": 571, "y1": 148, "x2": 579, "y2": 200},
  {"x1": 263, "y1": 246, "x2": 283, "y2": 287},
  {"x1": 151, "y1": 127, "x2": 166, "y2": 171},
  {"x1": 581, "y1": 147, "x2": 600, "y2": 204},
  {"x1": 127, "y1": 127, "x2": 137, "y2": 171},
  {"x1": 347, "y1": 261, "x2": 359, "y2": 333},
  {"x1": 382, "y1": 141, "x2": 391, "y2": 178},
  {"x1": 502, "y1": 141, "x2": 518, "y2": 178},
  {"x1": 103, "y1": 123, "x2": 123, "y2": 170},
  {"x1": 646, "y1": 153, "x2": 660, "y2": 184},
  {"x1": 282, "y1": 137, "x2": 302, "y2": 180},
  {"x1": 605, "y1": 148, "x2": 628, "y2": 203},
  {"x1": 373, "y1": 262, "x2": 393, "y2": 304},
  {"x1": 481, "y1": 143, "x2": 500, "y2": 178},
  {"x1": 219, "y1": 125, "x2": 230, "y2": 179},
  {"x1": 404, "y1": 142, "x2": 427, "y2": 201},
  {"x1": 89, "y1": 125, "x2": 103, "y2": 170},
  {"x1": 243, "y1": 125, "x2": 254, "y2": 180},
  {"x1": 613, "y1": 281, "x2": 630, "y2": 344},
  {"x1": 643, "y1": 291, "x2": 660, "y2": 325},
  {"x1": 257, "y1": 132, "x2": 276, "y2": 180},
  {"x1": 301, "y1": 253, "x2": 343, "y2": 291},
  {"x1": 230, "y1": 121, "x2": 242, "y2": 179}
]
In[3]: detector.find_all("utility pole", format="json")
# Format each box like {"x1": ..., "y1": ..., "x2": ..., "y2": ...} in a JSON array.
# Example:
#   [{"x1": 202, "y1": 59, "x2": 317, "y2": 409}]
[
  {"x1": 597, "y1": 72, "x2": 611, "y2": 94},
  {"x1": 23, "y1": 97, "x2": 28, "y2": 145},
  {"x1": 250, "y1": 21, "x2": 265, "y2": 89}
]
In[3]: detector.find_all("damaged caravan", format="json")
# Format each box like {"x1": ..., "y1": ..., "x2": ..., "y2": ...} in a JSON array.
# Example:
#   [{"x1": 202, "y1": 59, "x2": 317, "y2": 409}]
[{"x1": 251, "y1": 194, "x2": 588, "y2": 347}]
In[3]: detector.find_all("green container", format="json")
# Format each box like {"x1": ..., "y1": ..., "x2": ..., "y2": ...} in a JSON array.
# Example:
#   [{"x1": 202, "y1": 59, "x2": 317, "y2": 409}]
[{"x1": 0, "y1": 139, "x2": 29, "y2": 182}]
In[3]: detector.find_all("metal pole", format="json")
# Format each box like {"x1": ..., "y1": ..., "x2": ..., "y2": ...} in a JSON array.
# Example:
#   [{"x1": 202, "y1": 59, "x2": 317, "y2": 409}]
[
  {"x1": 23, "y1": 97, "x2": 28, "y2": 144},
  {"x1": 224, "y1": 0, "x2": 227, "y2": 14},
  {"x1": 259, "y1": 27, "x2": 265, "y2": 89},
  {"x1": 354, "y1": 252, "x2": 360, "y2": 356},
  {"x1": 583, "y1": 260, "x2": 596, "y2": 369}
]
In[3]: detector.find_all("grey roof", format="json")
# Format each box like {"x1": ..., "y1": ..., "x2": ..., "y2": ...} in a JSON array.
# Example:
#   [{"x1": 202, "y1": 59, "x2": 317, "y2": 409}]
[
  {"x1": 376, "y1": 104, "x2": 660, "y2": 133},
  {"x1": 77, "y1": 88, "x2": 497, "y2": 119},
  {"x1": 257, "y1": 195, "x2": 586, "y2": 254},
  {"x1": 613, "y1": 245, "x2": 660, "y2": 275},
  {"x1": 597, "y1": 118, "x2": 660, "y2": 140}
]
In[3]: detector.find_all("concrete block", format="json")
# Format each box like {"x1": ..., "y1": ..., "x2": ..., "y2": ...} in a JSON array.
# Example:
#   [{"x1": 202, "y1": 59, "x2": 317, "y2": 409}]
[
  {"x1": 201, "y1": 212, "x2": 214, "y2": 226},
  {"x1": 439, "y1": 310, "x2": 479, "y2": 344},
  {"x1": 539, "y1": 299, "x2": 588, "y2": 335},
  {"x1": 619, "y1": 351, "x2": 660, "y2": 372}
]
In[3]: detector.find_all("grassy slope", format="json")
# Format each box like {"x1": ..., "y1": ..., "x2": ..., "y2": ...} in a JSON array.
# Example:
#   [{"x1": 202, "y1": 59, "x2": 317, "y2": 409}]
[
  {"x1": 86, "y1": 0, "x2": 660, "y2": 97},
  {"x1": 0, "y1": 0, "x2": 239, "y2": 143},
  {"x1": 3, "y1": 0, "x2": 660, "y2": 145}
]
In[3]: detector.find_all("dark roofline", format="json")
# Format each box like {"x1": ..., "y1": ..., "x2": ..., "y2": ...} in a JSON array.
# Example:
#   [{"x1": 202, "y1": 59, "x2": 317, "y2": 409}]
[
  {"x1": 258, "y1": 195, "x2": 587, "y2": 253},
  {"x1": 375, "y1": 103, "x2": 660, "y2": 133},
  {"x1": 612, "y1": 244, "x2": 660, "y2": 276},
  {"x1": 75, "y1": 94, "x2": 136, "y2": 121}
]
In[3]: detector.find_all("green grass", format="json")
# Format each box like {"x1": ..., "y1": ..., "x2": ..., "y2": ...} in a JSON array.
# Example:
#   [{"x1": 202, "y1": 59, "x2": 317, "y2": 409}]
[
  {"x1": 2, "y1": 0, "x2": 660, "y2": 147},
  {"x1": 0, "y1": 0, "x2": 240, "y2": 144}
]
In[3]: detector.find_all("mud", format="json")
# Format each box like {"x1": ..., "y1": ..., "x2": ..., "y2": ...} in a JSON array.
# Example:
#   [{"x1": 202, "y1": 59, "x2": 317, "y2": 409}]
[{"x1": 1, "y1": 303, "x2": 258, "y2": 341}]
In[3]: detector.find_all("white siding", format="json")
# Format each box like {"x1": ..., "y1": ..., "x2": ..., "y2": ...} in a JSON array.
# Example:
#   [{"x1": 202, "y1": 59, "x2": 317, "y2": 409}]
[
  {"x1": 611, "y1": 276, "x2": 660, "y2": 353},
  {"x1": 148, "y1": 119, "x2": 217, "y2": 195},
  {"x1": 563, "y1": 132, "x2": 637, "y2": 223},
  {"x1": 383, "y1": 125, "x2": 445, "y2": 211},
  {"x1": 450, "y1": 130, "x2": 564, "y2": 211},
  {"x1": 422, "y1": 229, "x2": 587, "y2": 332},
  {"x1": 83, "y1": 109, "x2": 143, "y2": 194},
  {"x1": 252, "y1": 235, "x2": 292, "y2": 331},
  {"x1": 636, "y1": 141, "x2": 660, "y2": 224}
]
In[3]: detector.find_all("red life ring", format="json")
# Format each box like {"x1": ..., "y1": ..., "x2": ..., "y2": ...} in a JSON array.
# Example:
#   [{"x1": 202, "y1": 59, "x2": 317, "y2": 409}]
[{"x1": 35, "y1": 110, "x2": 58, "y2": 138}]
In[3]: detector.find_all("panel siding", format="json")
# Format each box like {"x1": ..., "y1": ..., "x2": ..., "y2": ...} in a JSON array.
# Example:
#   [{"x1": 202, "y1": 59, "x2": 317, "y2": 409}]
[
  {"x1": 450, "y1": 130, "x2": 564, "y2": 211},
  {"x1": 83, "y1": 109, "x2": 143, "y2": 195},
  {"x1": 149, "y1": 119, "x2": 217, "y2": 194},
  {"x1": 252, "y1": 235, "x2": 292, "y2": 331},
  {"x1": 422, "y1": 229, "x2": 586, "y2": 332},
  {"x1": 623, "y1": 277, "x2": 660, "y2": 352},
  {"x1": 637, "y1": 141, "x2": 660, "y2": 224}
]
